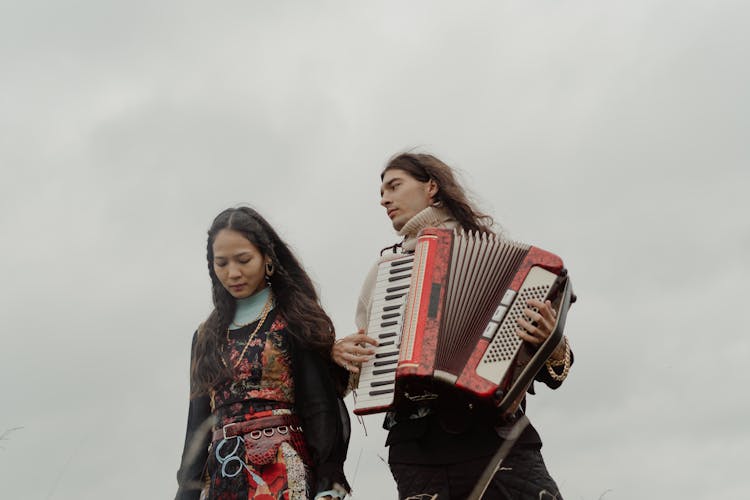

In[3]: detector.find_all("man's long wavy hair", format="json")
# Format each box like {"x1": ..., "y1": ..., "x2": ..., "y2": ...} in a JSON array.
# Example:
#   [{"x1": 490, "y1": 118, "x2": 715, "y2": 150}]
[
  {"x1": 191, "y1": 207, "x2": 335, "y2": 397},
  {"x1": 382, "y1": 152, "x2": 495, "y2": 235}
]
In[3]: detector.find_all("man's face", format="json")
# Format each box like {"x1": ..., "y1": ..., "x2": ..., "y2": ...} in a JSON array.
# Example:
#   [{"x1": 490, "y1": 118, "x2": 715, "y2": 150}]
[{"x1": 380, "y1": 168, "x2": 437, "y2": 231}]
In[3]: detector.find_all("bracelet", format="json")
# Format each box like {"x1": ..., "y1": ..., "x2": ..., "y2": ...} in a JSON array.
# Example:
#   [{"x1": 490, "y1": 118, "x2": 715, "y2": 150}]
[{"x1": 545, "y1": 336, "x2": 570, "y2": 382}]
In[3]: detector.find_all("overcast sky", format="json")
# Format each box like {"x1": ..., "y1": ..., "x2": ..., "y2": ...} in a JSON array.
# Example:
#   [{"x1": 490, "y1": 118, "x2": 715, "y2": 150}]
[{"x1": 1, "y1": 1, "x2": 748, "y2": 499}]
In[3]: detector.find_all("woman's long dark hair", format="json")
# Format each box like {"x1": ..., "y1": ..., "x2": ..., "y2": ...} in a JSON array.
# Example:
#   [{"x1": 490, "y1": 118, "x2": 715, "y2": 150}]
[
  {"x1": 382, "y1": 152, "x2": 495, "y2": 234},
  {"x1": 191, "y1": 207, "x2": 335, "y2": 396}
]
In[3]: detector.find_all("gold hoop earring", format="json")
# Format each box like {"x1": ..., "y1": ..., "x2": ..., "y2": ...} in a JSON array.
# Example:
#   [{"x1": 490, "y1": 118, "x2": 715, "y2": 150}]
[{"x1": 265, "y1": 262, "x2": 275, "y2": 276}]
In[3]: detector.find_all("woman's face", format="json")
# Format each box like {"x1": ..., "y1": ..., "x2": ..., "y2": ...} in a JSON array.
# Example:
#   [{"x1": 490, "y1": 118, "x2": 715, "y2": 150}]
[{"x1": 212, "y1": 228, "x2": 269, "y2": 299}]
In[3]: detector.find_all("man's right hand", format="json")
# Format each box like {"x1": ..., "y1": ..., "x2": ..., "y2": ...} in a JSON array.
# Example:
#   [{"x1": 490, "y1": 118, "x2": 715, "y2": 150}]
[{"x1": 332, "y1": 330, "x2": 378, "y2": 374}]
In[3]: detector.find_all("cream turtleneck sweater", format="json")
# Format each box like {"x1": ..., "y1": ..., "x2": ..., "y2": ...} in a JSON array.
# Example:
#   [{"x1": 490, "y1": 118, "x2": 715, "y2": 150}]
[
  {"x1": 396, "y1": 206, "x2": 457, "y2": 252},
  {"x1": 355, "y1": 206, "x2": 458, "y2": 330}
]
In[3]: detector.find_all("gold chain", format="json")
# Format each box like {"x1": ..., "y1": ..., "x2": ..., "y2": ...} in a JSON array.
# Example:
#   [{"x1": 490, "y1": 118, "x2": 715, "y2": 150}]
[
  {"x1": 221, "y1": 292, "x2": 274, "y2": 370},
  {"x1": 545, "y1": 335, "x2": 571, "y2": 381}
]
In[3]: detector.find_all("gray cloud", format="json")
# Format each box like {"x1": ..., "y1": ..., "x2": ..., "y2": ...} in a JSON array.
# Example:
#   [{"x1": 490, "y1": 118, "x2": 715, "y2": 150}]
[{"x1": 1, "y1": 1, "x2": 748, "y2": 499}]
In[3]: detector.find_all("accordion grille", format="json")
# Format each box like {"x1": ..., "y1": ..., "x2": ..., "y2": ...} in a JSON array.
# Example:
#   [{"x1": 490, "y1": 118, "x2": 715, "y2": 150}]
[
  {"x1": 476, "y1": 266, "x2": 557, "y2": 382},
  {"x1": 483, "y1": 284, "x2": 549, "y2": 364}
]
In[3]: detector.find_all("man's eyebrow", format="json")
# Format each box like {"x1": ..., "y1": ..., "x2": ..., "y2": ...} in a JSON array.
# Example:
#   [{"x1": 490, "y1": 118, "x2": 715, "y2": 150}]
[{"x1": 380, "y1": 177, "x2": 400, "y2": 195}]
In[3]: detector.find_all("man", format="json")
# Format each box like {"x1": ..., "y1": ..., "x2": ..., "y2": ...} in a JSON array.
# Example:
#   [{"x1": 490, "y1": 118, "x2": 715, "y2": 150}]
[{"x1": 333, "y1": 152, "x2": 572, "y2": 500}]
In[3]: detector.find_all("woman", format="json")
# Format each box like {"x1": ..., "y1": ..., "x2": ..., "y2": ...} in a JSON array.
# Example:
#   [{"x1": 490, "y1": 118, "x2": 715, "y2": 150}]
[{"x1": 176, "y1": 207, "x2": 351, "y2": 500}]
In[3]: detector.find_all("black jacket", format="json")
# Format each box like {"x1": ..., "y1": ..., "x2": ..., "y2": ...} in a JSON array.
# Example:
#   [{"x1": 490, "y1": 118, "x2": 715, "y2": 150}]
[{"x1": 386, "y1": 351, "x2": 574, "y2": 465}]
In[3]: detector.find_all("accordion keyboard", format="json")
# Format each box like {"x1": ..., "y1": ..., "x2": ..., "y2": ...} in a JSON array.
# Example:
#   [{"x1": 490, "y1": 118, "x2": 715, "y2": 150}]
[{"x1": 353, "y1": 255, "x2": 414, "y2": 414}]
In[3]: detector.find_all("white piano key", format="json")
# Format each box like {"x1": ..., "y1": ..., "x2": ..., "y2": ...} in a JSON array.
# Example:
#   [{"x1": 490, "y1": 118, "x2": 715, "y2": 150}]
[{"x1": 358, "y1": 373, "x2": 397, "y2": 386}]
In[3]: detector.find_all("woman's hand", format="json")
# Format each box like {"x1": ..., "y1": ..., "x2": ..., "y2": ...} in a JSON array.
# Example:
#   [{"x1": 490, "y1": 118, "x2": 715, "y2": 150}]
[{"x1": 332, "y1": 330, "x2": 378, "y2": 373}]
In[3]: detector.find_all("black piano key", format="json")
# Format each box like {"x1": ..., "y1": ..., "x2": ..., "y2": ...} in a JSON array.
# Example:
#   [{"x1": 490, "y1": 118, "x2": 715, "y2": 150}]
[
  {"x1": 380, "y1": 320, "x2": 397, "y2": 327},
  {"x1": 390, "y1": 258, "x2": 413, "y2": 267},
  {"x1": 370, "y1": 379, "x2": 395, "y2": 387},
  {"x1": 381, "y1": 312, "x2": 400, "y2": 320},
  {"x1": 389, "y1": 265, "x2": 413, "y2": 274},
  {"x1": 385, "y1": 293, "x2": 406, "y2": 300},
  {"x1": 374, "y1": 359, "x2": 398, "y2": 367},
  {"x1": 373, "y1": 367, "x2": 397, "y2": 375},
  {"x1": 376, "y1": 350, "x2": 399, "y2": 359},
  {"x1": 386, "y1": 284, "x2": 410, "y2": 293},
  {"x1": 388, "y1": 274, "x2": 410, "y2": 282},
  {"x1": 378, "y1": 332, "x2": 396, "y2": 339},
  {"x1": 378, "y1": 340, "x2": 395, "y2": 347},
  {"x1": 383, "y1": 304, "x2": 401, "y2": 312},
  {"x1": 369, "y1": 388, "x2": 395, "y2": 396}
]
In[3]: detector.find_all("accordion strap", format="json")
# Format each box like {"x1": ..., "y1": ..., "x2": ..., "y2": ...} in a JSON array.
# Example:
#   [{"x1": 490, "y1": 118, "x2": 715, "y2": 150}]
[{"x1": 467, "y1": 414, "x2": 531, "y2": 500}]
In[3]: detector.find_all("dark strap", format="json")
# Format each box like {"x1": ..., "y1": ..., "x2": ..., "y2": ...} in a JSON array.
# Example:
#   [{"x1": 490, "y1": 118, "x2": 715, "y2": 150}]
[{"x1": 467, "y1": 414, "x2": 530, "y2": 500}]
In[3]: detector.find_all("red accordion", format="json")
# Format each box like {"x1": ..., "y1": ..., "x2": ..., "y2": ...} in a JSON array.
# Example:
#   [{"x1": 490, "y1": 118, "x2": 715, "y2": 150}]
[{"x1": 353, "y1": 228, "x2": 573, "y2": 416}]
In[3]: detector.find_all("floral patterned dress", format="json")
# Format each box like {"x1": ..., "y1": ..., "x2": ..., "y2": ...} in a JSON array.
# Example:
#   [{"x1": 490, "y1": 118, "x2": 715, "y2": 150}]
[{"x1": 205, "y1": 310, "x2": 310, "y2": 500}]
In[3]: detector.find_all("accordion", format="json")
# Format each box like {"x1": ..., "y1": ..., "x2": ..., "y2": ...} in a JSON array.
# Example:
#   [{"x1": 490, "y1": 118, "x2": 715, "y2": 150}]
[{"x1": 353, "y1": 227, "x2": 573, "y2": 416}]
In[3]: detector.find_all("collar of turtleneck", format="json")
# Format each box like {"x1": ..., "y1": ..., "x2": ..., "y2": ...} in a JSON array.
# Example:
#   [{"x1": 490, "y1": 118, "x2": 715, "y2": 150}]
[
  {"x1": 230, "y1": 286, "x2": 272, "y2": 330},
  {"x1": 397, "y1": 206, "x2": 457, "y2": 252}
]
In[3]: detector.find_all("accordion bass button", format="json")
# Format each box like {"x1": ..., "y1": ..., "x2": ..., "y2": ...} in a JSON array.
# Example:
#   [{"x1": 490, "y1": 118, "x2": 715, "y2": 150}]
[
  {"x1": 491, "y1": 304, "x2": 509, "y2": 323},
  {"x1": 500, "y1": 289, "x2": 516, "y2": 307},
  {"x1": 482, "y1": 321, "x2": 499, "y2": 340}
]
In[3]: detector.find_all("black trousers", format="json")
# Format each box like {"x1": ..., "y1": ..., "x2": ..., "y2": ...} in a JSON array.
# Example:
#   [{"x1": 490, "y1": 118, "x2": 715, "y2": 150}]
[{"x1": 389, "y1": 445, "x2": 563, "y2": 500}]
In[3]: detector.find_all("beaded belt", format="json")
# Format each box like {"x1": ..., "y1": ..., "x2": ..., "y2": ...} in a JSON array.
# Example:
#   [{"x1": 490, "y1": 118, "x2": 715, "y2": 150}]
[{"x1": 212, "y1": 414, "x2": 303, "y2": 442}]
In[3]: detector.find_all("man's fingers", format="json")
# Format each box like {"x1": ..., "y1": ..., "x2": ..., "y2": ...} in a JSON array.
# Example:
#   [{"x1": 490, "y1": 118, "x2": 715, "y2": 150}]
[
  {"x1": 517, "y1": 318, "x2": 540, "y2": 336},
  {"x1": 356, "y1": 344, "x2": 376, "y2": 355},
  {"x1": 522, "y1": 308, "x2": 546, "y2": 328},
  {"x1": 358, "y1": 335, "x2": 379, "y2": 346},
  {"x1": 347, "y1": 354, "x2": 372, "y2": 364},
  {"x1": 516, "y1": 328, "x2": 541, "y2": 346},
  {"x1": 517, "y1": 317, "x2": 548, "y2": 343},
  {"x1": 346, "y1": 332, "x2": 378, "y2": 347}
]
